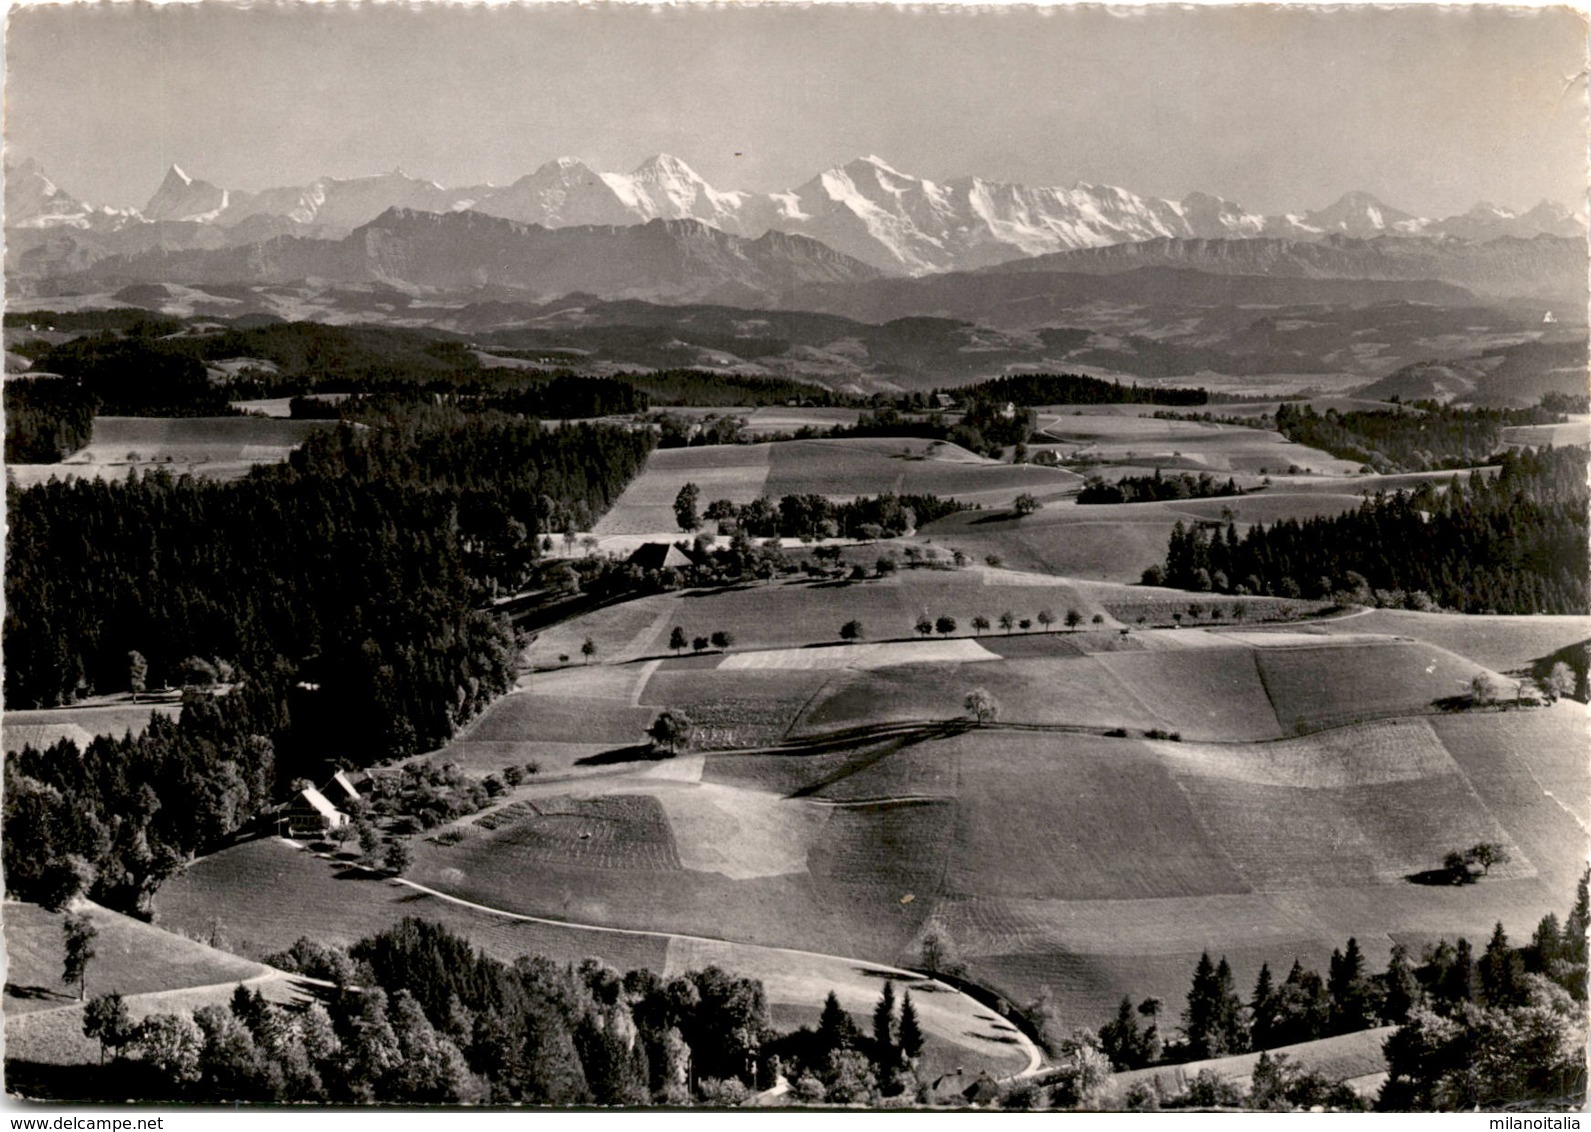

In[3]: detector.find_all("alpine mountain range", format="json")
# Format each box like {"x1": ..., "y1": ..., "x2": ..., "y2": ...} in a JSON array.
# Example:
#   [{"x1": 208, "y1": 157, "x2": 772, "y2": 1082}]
[{"x1": 8, "y1": 152, "x2": 1586, "y2": 289}]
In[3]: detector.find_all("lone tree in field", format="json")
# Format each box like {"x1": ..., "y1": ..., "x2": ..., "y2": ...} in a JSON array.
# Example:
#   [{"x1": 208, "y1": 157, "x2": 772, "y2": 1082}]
[
  {"x1": 710, "y1": 630, "x2": 734, "y2": 650},
  {"x1": 692, "y1": 636, "x2": 710, "y2": 654},
  {"x1": 669, "y1": 627, "x2": 688, "y2": 656},
  {"x1": 1036, "y1": 609, "x2": 1055, "y2": 632},
  {"x1": 999, "y1": 610, "x2": 1016, "y2": 634},
  {"x1": 935, "y1": 615, "x2": 957, "y2": 638},
  {"x1": 581, "y1": 637, "x2": 597, "y2": 664},
  {"x1": 1012, "y1": 493, "x2": 1042, "y2": 518},
  {"x1": 62, "y1": 914, "x2": 98, "y2": 1001},
  {"x1": 647, "y1": 709, "x2": 693, "y2": 756},
  {"x1": 918, "y1": 925, "x2": 965, "y2": 977},
  {"x1": 965, "y1": 687, "x2": 999, "y2": 725},
  {"x1": 128, "y1": 650, "x2": 148, "y2": 703},
  {"x1": 673, "y1": 482, "x2": 701, "y2": 531},
  {"x1": 915, "y1": 614, "x2": 934, "y2": 638},
  {"x1": 840, "y1": 619, "x2": 865, "y2": 642},
  {"x1": 1467, "y1": 842, "x2": 1509, "y2": 876},
  {"x1": 383, "y1": 839, "x2": 412, "y2": 876},
  {"x1": 1442, "y1": 841, "x2": 1510, "y2": 884},
  {"x1": 1065, "y1": 608, "x2": 1084, "y2": 630},
  {"x1": 83, "y1": 992, "x2": 134, "y2": 1065},
  {"x1": 1470, "y1": 671, "x2": 1500, "y2": 707},
  {"x1": 972, "y1": 615, "x2": 991, "y2": 636}
]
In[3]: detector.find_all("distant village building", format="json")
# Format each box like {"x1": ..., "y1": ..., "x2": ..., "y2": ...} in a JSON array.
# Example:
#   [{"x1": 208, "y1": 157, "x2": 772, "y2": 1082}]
[{"x1": 933, "y1": 393, "x2": 956, "y2": 411}]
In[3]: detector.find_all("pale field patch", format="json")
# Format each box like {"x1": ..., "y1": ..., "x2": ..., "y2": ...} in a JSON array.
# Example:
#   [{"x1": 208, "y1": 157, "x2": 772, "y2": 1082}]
[
  {"x1": 719, "y1": 638, "x2": 1000, "y2": 671},
  {"x1": 640, "y1": 781, "x2": 825, "y2": 879},
  {"x1": 1146, "y1": 718, "x2": 1455, "y2": 789}
]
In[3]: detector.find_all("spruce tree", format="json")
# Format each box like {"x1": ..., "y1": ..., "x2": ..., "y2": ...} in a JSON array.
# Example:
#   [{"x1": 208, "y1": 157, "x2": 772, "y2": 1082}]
[
  {"x1": 1381, "y1": 943, "x2": 1419, "y2": 1024},
  {"x1": 1249, "y1": 962, "x2": 1276, "y2": 1050},
  {"x1": 872, "y1": 980, "x2": 897, "y2": 1058},
  {"x1": 1212, "y1": 956, "x2": 1245, "y2": 1054},
  {"x1": 1479, "y1": 922, "x2": 1525, "y2": 1008},
  {"x1": 817, "y1": 991, "x2": 856, "y2": 1054},
  {"x1": 1327, "y1": 937, "x2": 1369, "y2": 1034},
  {"x1": 897, "y1": 992, "x2": 924, "y2": 1061}
]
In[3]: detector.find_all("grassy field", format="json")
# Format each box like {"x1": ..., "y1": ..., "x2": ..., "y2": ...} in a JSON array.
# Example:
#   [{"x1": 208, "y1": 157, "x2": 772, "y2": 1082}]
[
  {"x1": 8, "y1": 416, "x2": 336, "y2": 487},
  {"x1": 941, "y1": 736, "x2": 1250, "y2": 902},
  {"x1": 919, "y1": 509, "x2": 1177, "y2": 583},
  {"x1": 1034, "y1": 413, "x2": 1362, "y2": 475},
  {"x1": 4, "y1": 700, "x2": 181, "y2": 754},
  {"x1": 154, "y1": 836, "x2": 671, "y2": 974},
  {"x1": 593, "y1": 438, "x2": 1080, "y2": 537},
  {"x1": 618, "y1": 571, "x2": 1102, "y2": 656},
  {"x1": 4, "y1": 901, "x2": 271, "y2": 1017},
  {"x1": 1317, "y1": 609, "x2": 1591, "y2": 675},
  {"x1": 153, "y1": 835, "x2": 1028, "y2": 1080},
  {"x1": 1095, "y1": 647, "x2": 1282, "y2": 740},
  {"x1": 591, "y1": 444, "x2": 772, "y2": 536},
  {"x1": 1115, "y1": 1026, "x2": 1395, "y2": 1097},
  {"x1": 1166, "y1": 492, "x2": 1368, "y2": 524},
  {"x1": 1254, "y1": 640, "x2": 1493, "y2": 732}
]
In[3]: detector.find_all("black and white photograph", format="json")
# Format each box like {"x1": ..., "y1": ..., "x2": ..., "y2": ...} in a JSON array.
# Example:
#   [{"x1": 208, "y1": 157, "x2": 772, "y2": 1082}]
[{"x1": 2, "y1": 0, "x2": 1587, "y2": 1113}]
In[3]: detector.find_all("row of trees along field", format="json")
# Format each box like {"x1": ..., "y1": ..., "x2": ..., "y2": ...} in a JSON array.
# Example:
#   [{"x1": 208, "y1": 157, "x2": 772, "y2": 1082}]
[
  {"x1": 1146, "y1": 446, "x2": 1588, "y2": 614},
  {"x1": 681, "y1": 485, "x2": 971, "y2": 538},
  {"x1": 4, "y1": 405, "x2": 653, "y2": 914},
  {"x1": 1077, "y1": 470, "x2": 1246, "y2": 505},
  {"x1": 1272, "y1": 401, "x2": 1568, "y2": 473}
]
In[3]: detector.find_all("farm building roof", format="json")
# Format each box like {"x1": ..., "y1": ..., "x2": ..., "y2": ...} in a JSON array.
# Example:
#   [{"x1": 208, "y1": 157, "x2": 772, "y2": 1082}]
[
  {"x1": 295, "y1": 786, "x2": 344, "y2": 826},
  {"x1": 627, "y1": 542, "x2": 694, "y2": 572},
  {"x1": 326, "y1": 769, "x2": 362, "y2": 803}
]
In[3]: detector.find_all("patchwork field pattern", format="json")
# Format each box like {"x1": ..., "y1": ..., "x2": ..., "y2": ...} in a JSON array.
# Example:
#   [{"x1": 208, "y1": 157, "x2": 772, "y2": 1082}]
[
  {"x1": 468, "y1": 795, "x2": 685, "y2": 871},
  {"x1": 1095, "y1": 647, "x2": 1282, "y2": 740},
  {"x1": 1255, "y1": 641, "x2": 1491, "y2": 732}
]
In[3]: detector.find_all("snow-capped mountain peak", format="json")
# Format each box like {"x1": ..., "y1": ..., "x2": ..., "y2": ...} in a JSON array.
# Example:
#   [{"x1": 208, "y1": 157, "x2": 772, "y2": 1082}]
[{"x1": 143, "y1": 164, "x2": 229, "y2": 222}]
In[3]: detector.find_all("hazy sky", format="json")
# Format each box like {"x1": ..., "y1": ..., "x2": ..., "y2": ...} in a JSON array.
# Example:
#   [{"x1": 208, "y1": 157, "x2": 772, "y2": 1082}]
[{"x1": 6, "y1": 3, "x2": 1587, "y2": 217}]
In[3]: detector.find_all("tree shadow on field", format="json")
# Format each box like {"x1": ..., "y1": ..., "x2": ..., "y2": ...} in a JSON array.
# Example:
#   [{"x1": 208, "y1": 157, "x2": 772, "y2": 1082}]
[
  {"x1": 969, "y1": 512, "x2": 1019, "y2": 526},
  {"x1": 5, "y1": 982, "x2": 73, "y2": 1004},
  {"x1": 576, "y1": 743, "x2": 671, "y2": 767},
  {"x1": 1405, "y1": 867, "x2": 1464, "y2": 886}
]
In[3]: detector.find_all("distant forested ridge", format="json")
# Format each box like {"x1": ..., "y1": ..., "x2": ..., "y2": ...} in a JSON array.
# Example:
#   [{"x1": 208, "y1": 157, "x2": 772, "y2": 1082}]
[
  {"x1": 1147, "y1": 446, "x2": 1587, "y2": 614},
  {"x1": 4, "y1": 376, "x2": 96, "y2": 462},
  {"x1": 1273, "y1": 401, "x2": 1565, "y2": 473},
  {"x1": 951, "y1": 372, "x2": 1209, "y2": 407}
]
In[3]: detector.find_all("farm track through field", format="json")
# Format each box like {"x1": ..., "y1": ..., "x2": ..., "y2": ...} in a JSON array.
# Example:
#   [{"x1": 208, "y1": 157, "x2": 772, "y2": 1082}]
[{"x1": 280, "y1": 839, "x2": 1044, "y2": 1078}]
